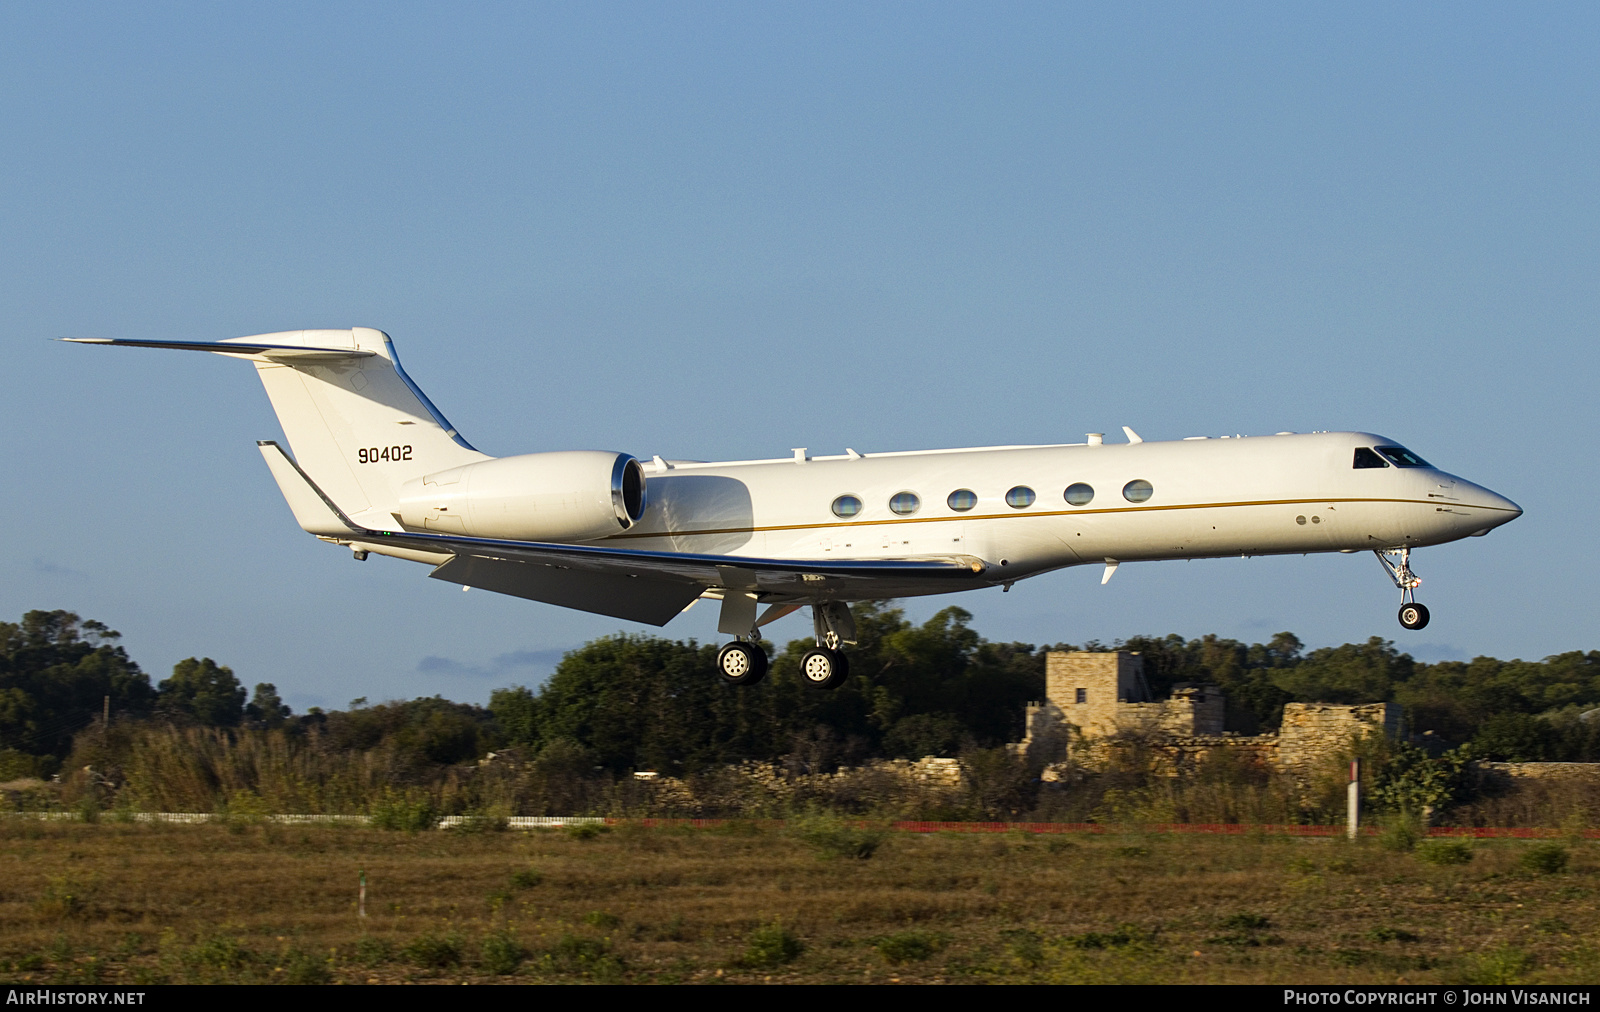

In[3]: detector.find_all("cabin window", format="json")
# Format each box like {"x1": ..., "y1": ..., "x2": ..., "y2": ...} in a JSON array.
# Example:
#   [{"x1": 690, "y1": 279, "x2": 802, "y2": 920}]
[
  {"x1": 1353, "y1": 447, "x2": 1389, "y2": 469},
  {"x1": 1376, "y1": 445, "x2": 1431, "y2": 468},
  {"x1": 947, "y1": 489, "x2": 978, "y2": 512},
  {"x1": 831, "y1": 495, "x2": 863, "y2": 518},
  {"x1": 1064, "y1": 482, "x2": 1094, "y2": 506},
  {"x1": 889, "y1": 491, "x2": 921, "y2": 516},
  {"x1": 1122, "y1": 479, "x2": 1154, "y2": 503},
  {"x1": 1006, "y1": 486, "x2": 1036, "y2": 508}
]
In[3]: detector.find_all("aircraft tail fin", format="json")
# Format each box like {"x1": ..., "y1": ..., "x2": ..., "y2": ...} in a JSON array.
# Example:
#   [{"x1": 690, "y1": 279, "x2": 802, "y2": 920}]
[{"x1": 66, "y1": 328, "x2": 490, "y2": 527}]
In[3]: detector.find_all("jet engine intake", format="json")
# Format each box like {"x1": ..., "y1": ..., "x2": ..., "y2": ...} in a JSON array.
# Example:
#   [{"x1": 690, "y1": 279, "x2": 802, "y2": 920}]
[{"x1": 397, "y1": 451, "x2": 647, "y2": 542}]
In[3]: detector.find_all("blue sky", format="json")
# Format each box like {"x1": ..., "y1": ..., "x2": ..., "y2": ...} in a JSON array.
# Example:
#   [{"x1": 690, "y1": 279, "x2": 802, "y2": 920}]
[{"x1": 2, "y1": 3, "x2": 1594, "y2": 710}]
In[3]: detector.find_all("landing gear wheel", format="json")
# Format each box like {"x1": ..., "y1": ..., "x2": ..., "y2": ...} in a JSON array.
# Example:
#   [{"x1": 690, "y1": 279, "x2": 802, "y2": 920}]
[
  {"x1": 1398, "y1": 603, "x2": 1430, "y2": 630},
  {"x1": 715, "y1": 642, "x2": 768, "y2": 686},
  {"x1": 799, "y1": 648, "x2": 849, "y2": 690}
]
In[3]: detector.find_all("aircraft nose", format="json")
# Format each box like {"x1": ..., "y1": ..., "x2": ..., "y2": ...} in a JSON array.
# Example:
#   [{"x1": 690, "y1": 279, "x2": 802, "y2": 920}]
[{"x1": 1463, "y1": 482, "x2": 1522, "y2": 531}]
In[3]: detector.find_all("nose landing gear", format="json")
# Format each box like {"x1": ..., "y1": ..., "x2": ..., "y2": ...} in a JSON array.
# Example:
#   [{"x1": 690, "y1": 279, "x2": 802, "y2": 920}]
[{"x1": 1376, "y1": 548, "x2": 1430, "y2": 630}]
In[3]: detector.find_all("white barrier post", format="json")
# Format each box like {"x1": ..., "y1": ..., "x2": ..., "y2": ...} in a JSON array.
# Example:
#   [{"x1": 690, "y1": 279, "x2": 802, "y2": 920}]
[{"x1": 1347, "y1": 759, "x2": 1361, "y2": 841}]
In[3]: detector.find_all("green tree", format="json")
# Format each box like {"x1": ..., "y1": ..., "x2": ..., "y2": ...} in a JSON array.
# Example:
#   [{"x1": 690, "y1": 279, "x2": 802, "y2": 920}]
[
  {"x1": 1272, "y1": 637, "x2": 1412, "y2": 704},
  {"x1": 322, "y1": 696, "x2": 492, "y2": 765},
  {"x1": 1470, "y1": 713, "x2": 1559, "y2": 761},
  {"x1": 0, "y1": 610, "x2": 154, "y2": 757},
  {"x1": 1370, "y1": 742, "x2": 1475, "y2": 816},
  {"x1": 159, "y1": 657, "x2": 246, "y2": 727},
  {"x1": 245, "y1": 682, "x2": 291, "y2": 728},
  {"x1": 488, "y1": 685, "x2": 541, "y2": 750}
]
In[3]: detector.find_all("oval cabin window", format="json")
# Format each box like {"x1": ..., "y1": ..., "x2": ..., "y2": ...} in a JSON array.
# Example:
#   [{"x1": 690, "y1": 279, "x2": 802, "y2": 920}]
[
  {"x1": 947, "y1": 489, "x2": 978, "y2": 512},
  {"x1": 1122, "y1": 479, "x2": 1154, "y2": 503},
  {"x1": 889, "y1": 491, "x2": 921, "y2": 516},
  {"x1": 831, "y1": 495, "x2": 863, "y2": 518},
  {"x1": 1005, "y1": 486, "x2": 1036, "y2": 508},
  {"x1": 1064, "y1": 482, "x2": 1094, "y2": 506}
]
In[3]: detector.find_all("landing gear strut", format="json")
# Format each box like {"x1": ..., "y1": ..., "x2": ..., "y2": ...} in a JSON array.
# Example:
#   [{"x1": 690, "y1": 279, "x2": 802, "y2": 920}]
[{"x1": 1376, "y1": 548, "x2": 1430, "y2": 630}]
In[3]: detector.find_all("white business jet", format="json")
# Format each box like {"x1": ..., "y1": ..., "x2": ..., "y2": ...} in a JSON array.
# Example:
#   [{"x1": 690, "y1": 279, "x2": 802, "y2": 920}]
[{"x1": 68, "y1": 328, "x2": 1521, "y2": 689}]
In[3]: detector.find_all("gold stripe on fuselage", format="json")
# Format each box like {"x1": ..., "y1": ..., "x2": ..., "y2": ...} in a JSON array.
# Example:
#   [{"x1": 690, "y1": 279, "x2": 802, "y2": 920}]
[{"x1": 605, "y1": 496, "x2": 1515, "y2": 543}]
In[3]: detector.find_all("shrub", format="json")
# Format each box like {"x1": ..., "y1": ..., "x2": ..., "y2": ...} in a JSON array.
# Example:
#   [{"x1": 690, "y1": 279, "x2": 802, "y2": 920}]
[
  {"x1": 541, "y1": 934, "x2": 624, "y2": 980},
  {"x1": 509, "y1": 868, "x2": 543, "y2": 889},
  {"x1": 876, "y1": 930, "x2": 945, "y2": 964},
  {"x1": 183, "y1": 935, "x2": 253, "y2": 972},
  {"x1": 369, "y1": 793, "x2": 438, "y2": 833},
  {"x1": 1465, "y1": 945, "x2": 1534, "y2": 985},
  {"x1": 350, "y1": 936, "x2": 394, "y2": 967},
  {"x1": 793, "y1": 814, "x2": 884, "y2": 860},
  {"x1": 402, "y1": 933, "x2": 462, "y2": 969},
  {"x1": 34, "y1": 875, "x2": 93, "y2": 921},
  {"x1": 1069, "y1": 924, "x2": 1156, "y2": 949},
  {"x1": 478, "y1": 932, "x2": 527, "y2": 976},
  {"x1": 1002, "y1": 928, "x2": 1044, "y2": 969},
  {"x1": 1368, "y1": 926, "x2": 1421, "y2": 943},
  {"x1": 279, "y1": 948, "x2": 331, "y2": 985},
  {"x1": 740, "y1": 922, "x2": 803, "y2": 968},
  {"x1": 1415, "y1": 840, "x2": 1473, "y2": 866},
  {"x1": 1378, "y1": 821, "x2": 1420, "y2": 852},
  {"x1": 1521, "y1": 843, "x2": 1569, "y2": 875},
  {"x1": 564, "y1": 822, "x2": 608, "y2": 841}
]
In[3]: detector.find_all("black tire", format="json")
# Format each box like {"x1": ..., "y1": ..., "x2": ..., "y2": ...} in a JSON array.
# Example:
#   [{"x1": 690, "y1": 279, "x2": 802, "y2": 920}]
[
  {"x1": 715, "y1": 642, "x2": 768, "y2": 686},
  {"x1": 800, "y1": 648, "x2": 848, "y2": 690},
  {"x1": 1398, "y1": 603, "x2": 1430, "y2": 630}
]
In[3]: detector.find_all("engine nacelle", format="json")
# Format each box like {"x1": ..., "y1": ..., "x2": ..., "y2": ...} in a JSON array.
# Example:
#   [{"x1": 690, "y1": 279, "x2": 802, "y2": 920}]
[{"x1": 397, "y1": 451, "x2": 647, "y2": 542}]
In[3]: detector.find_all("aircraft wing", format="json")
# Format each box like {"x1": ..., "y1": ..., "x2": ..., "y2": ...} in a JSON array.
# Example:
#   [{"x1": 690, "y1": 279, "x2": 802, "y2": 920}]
[{"x1": 258, "y1": 441, "x2": 991, "y2": 625}]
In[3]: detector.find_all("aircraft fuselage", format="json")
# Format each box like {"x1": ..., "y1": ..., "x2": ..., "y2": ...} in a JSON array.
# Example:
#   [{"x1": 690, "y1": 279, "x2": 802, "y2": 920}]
[{"x1": 614, "y1": 430, "x2": 1519, "y2": 595}]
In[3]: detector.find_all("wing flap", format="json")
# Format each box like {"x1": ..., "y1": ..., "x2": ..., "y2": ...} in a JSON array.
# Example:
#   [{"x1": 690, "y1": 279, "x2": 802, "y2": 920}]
[{"x1": 429, "y1": 554, "x2": 703, "y2": 625}]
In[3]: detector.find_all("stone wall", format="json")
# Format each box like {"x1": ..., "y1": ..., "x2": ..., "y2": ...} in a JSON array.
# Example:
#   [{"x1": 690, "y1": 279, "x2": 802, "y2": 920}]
[
  {"x1": 1275, "y1": 702, "x2": 1399, "y2": 782},
  {"x1": 1017, "y1": 651, "x2": 1399, "y2": 779},
  {"x1": 1475, "y1": 762, "x2": 1600, "y2": 786}
]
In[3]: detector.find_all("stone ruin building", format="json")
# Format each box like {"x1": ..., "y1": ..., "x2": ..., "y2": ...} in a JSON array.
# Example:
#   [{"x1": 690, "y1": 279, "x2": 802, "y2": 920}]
[{"x1": 1013, "y1": 650, "x2": 1400, "y2": 781}]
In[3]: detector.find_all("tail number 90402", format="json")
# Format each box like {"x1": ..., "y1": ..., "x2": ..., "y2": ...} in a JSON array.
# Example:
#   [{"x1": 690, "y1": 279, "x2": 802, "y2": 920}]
[{"x1": 358, "y1": 445, "x2": 412, "y2": 464}]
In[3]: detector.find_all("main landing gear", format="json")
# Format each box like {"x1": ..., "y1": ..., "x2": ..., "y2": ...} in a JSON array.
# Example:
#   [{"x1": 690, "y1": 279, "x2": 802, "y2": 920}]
[
  {"x1": 799, "y1": 602, "x2": 854, "y2": 691},
  {"x1": 1376, "y1": 548, "x2": 1430, "y2": 630},
  {"x1": 712, "y1": 598, "x2": 855, "y2": 691},
  {"x1": 715, "y1": 640, "x2": 768, "y2": 686}
]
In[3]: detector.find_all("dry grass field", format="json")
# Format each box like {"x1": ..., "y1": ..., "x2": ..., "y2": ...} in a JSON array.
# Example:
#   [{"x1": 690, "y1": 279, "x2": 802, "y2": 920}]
[{"x1": 1, "y1": 817, "x2": 1598, "y2": 985}]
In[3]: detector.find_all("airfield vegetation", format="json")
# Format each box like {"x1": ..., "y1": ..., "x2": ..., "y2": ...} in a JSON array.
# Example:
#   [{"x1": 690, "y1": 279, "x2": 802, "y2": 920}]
[{"x1": 2, "y1": 817, "x2": 1600, "y2": 985}]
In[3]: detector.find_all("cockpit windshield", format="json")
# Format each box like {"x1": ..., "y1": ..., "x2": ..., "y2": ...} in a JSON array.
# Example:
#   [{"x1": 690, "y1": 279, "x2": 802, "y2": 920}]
[
  {"x1": 1353, "y1": 447, "x2": 1388, "y2": 469},
  {"x1": 1375, "y1": 445, "x2": 1431, "y2": 468}
]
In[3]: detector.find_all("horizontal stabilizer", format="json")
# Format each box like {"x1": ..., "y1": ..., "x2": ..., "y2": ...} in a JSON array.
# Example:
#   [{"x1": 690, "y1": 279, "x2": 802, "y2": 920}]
[{"x1": 61, "y1": 337, "x2": 374, "y2": 363}]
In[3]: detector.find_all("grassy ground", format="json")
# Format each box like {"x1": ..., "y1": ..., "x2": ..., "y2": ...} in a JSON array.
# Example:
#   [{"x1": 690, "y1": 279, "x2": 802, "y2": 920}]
[{"x1": 1, "y1": 817, "x2": 1597, "y2": 984}]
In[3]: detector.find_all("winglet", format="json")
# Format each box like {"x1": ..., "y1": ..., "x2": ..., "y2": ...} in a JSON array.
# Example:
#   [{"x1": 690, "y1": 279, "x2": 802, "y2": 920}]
[{"x1": 256, "y1": 441, "x2": 364, "y2": 537}]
